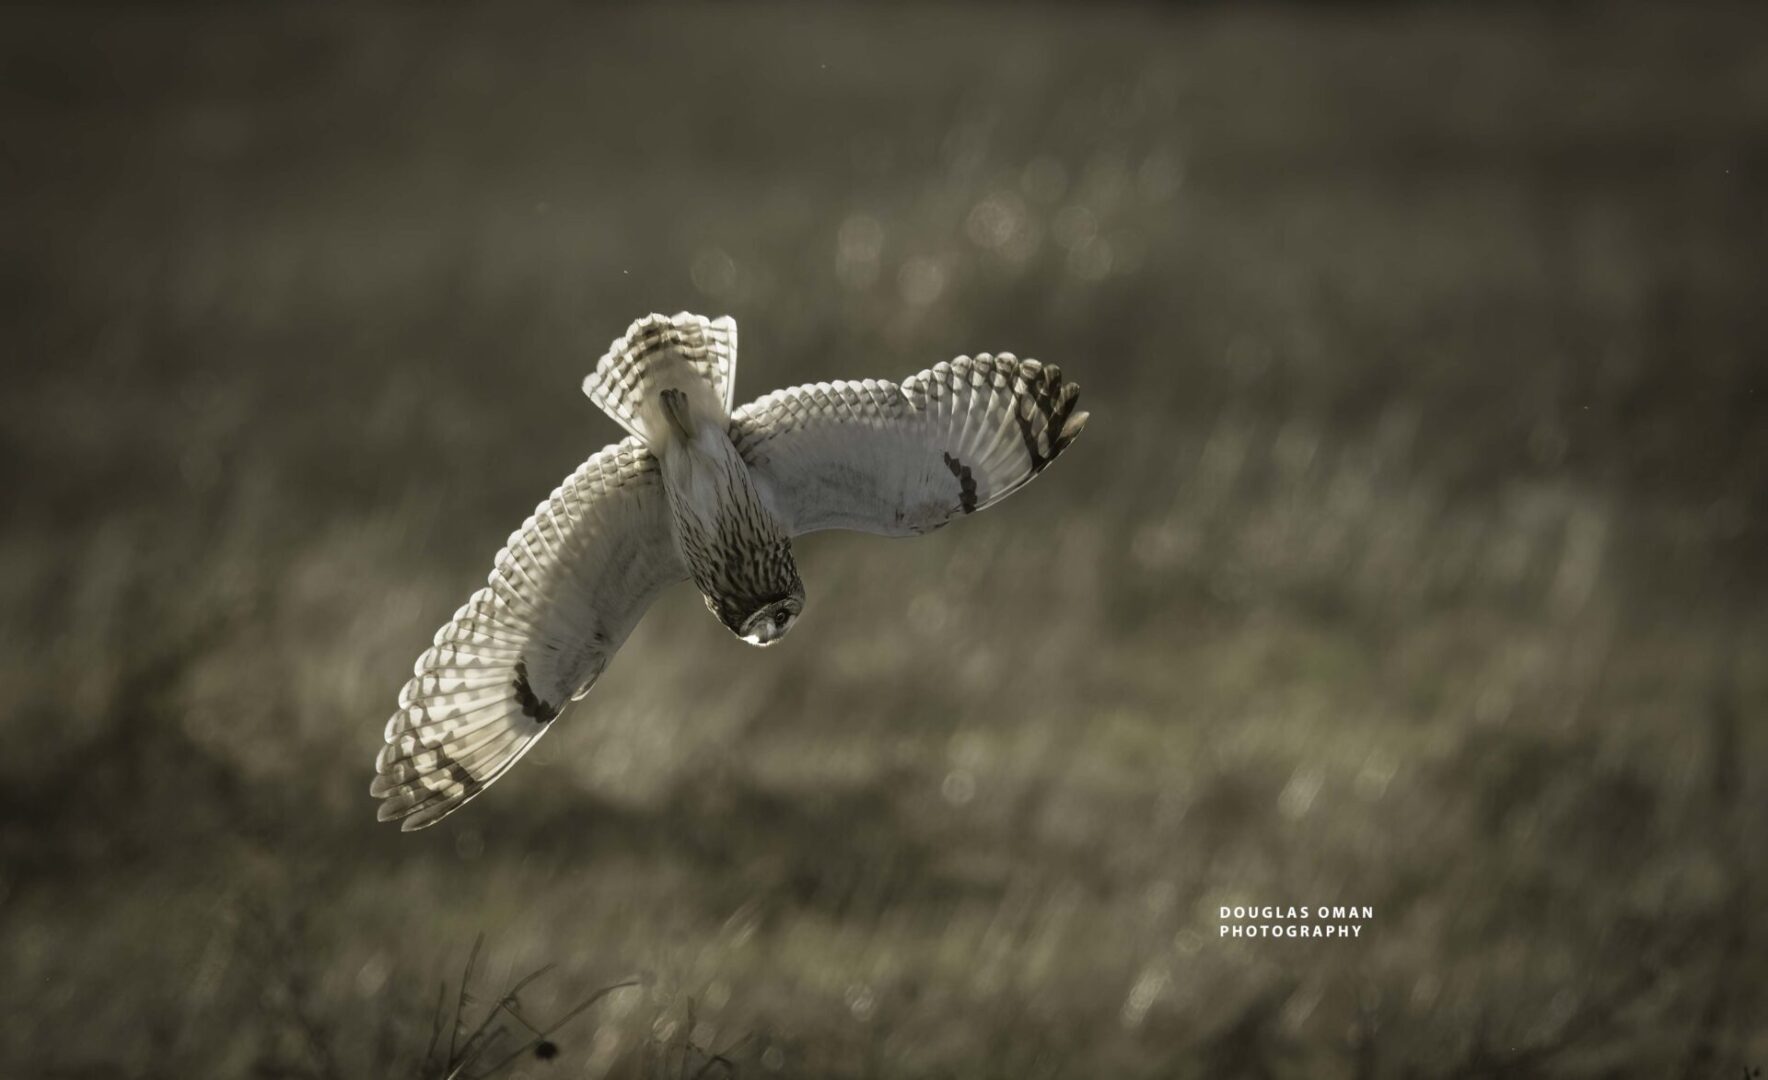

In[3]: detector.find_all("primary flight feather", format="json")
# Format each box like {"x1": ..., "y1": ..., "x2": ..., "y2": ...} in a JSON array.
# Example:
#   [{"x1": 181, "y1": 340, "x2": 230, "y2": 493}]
[{"x1": 372, "y1": 312, "x2": 1087, "y2": 830}]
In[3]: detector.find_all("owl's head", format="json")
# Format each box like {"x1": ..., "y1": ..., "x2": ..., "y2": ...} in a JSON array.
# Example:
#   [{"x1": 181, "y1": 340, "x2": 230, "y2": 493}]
[{"x1": 735, "y1": 594, "x2": 803, "y2": 647}]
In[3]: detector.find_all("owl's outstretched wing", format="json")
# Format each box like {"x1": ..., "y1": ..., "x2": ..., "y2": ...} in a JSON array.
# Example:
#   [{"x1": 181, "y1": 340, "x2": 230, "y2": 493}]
[
  {"x1": 372, "y1": 437, "x2": 685, "y2": 830},
  {"x1": 730, "y1": 353, "x2": 1086, "y2": 537}
]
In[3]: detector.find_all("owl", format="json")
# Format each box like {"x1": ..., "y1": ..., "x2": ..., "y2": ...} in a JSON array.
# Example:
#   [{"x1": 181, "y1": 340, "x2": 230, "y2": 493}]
[{"x1": 373, "y1": 313, "x2": 1087, "y2": 829}]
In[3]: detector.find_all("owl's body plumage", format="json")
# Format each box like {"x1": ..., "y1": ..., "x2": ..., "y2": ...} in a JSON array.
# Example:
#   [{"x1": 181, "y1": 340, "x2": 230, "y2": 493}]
[
  {"x1": 373, "y1": 312, "x2": 1086, "y2": 829},
  {"x1": 661, "y1": 421, "x2": 804, "y2": 644},
  {"x1": 582, "y1": 314, "x2": 804, "y2": 641}
]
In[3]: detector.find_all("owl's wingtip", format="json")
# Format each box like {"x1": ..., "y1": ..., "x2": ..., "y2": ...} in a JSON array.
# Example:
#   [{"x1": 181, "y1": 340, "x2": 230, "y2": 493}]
[{"x1": 1061, "y1": 409, "x2": 1089, "y2": 442}]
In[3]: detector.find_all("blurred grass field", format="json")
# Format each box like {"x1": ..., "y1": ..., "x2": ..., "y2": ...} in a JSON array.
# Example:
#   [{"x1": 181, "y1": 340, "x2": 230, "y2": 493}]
[{"x1": 2, "y1": 2, "x2": 1765, "y2": 1076}]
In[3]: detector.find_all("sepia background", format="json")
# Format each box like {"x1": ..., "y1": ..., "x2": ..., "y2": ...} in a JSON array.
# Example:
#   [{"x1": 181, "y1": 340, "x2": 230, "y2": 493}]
[{"x1": 2, "y1": 2, "x2": 1765, "y2": 1076}]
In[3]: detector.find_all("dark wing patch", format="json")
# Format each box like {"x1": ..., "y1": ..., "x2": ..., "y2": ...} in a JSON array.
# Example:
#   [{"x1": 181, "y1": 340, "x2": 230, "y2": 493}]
[
  {"x1": 512, "y1": 659, "x2": 559, "y2": 724},
  {"x1": 1011, "y1": 362, "x2": 1084, "y2": 476},
  {"x1": 942, "y1": 451, "x2": 979, "y2": 513}
]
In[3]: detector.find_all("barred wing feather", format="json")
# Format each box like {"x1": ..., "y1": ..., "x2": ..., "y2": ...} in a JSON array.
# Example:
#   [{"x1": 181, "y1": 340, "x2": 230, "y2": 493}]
[
  {"x1": 730, "y1": 353, "x2": 1086, "y2": 537},
  {"x1": 371, "y1": 437, "x2": 685, "y2": 830}
]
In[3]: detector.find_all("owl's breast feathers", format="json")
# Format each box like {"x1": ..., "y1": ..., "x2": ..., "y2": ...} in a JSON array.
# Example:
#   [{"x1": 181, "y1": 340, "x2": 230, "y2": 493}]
[{"x1": 662, "y1": 426, "x2": 803, "y2": 632}]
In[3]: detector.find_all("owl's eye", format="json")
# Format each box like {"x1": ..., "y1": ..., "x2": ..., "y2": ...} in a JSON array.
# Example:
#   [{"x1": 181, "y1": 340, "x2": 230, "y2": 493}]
[{"x1": 774, "y1": 611, "x2": 790, "y2": 629}]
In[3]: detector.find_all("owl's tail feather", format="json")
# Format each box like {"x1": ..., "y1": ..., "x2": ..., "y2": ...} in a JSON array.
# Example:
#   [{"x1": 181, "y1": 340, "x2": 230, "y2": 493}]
[{"x1": 583, "y1": 312, "x2": 738, "y2": 451}]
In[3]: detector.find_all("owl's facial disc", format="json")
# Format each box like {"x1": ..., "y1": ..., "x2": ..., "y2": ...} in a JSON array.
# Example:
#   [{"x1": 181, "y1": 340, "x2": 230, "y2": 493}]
[{"x1": 738, "y1": 597, "x2": 802, "y2": 647}]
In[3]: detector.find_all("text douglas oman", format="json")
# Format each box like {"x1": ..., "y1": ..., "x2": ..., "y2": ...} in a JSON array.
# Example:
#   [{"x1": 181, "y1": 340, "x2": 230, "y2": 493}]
[{"x1": 1219, "y1": 905, "x2": 1374, "y2": 939}]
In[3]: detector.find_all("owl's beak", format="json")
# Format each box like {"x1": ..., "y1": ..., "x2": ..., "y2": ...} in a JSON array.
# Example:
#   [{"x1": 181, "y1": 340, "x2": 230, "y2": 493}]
[
  {"x1": 740, "y1": 623, "x2": 785, "y2": 647},
  {"x1": 737, "y1": 602, "x2": 799, "y2": 647}
]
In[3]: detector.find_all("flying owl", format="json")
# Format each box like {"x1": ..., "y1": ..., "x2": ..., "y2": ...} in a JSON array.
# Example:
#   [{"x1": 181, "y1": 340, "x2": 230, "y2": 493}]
[{"x1": 372, "y1": 312, "x2": 1087, "y2": 829}]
